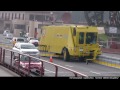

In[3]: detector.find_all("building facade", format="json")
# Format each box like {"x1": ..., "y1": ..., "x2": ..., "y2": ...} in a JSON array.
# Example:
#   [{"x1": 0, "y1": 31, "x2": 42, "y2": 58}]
[{"x1": 0, "y1": 11, "x2": 56, "y2": 37}]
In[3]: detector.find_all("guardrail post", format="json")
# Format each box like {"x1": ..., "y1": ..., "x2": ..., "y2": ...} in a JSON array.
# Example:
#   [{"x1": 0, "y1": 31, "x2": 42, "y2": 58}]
[
  {"x1": 10, "y1": 51, "x2": 13, "y2": 66},
  {"x1": 74, "y1": 73, "x2": 77, "y2": 77},
  {"x1": 28, "y1": 56, "x2": 31, "y2": 76},
  {"x1": 18, "y1": 54, "x2": 20, "y2": 74},
  {"x1": 41, "y1": 61, "x2": 43, "y2": 77},
  {"x1": 55, "y1": 66, "x2": 58, "y2": 77},
  {"x1": 2, "y1": 49, "x2": 5, "y2": 63},
  {"x1": 0, "y1": 48, "x2": 2, "y2": 63}
]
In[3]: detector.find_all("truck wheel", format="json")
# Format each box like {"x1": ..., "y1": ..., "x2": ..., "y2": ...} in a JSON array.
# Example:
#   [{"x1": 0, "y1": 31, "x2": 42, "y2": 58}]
[{"x1": 63, "y1": 48, "x2": 70, "y2": 61}]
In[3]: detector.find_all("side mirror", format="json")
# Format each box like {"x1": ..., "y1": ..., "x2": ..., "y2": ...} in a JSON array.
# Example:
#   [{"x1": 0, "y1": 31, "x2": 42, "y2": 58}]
[{"x1": 14, "y1": 59, "x2": 19, "y2": 62}]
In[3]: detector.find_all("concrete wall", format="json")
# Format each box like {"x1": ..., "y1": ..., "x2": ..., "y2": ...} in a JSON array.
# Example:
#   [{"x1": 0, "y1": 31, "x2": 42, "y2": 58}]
[
  {"x1": 28, "y1": 21, "x2": 52, "y2": 38},
  {"x1": 12, "y1": 19, "x2": 26, "y2": 37}
]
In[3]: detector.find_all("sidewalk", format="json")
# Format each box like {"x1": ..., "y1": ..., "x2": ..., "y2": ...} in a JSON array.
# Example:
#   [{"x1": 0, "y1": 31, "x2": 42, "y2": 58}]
[
  {"x1": 102, "y1": 53, "x2": 120, "y2": 58},
  {"x1": 101, "y1": 48, "x2": 120, "y2": 54}
]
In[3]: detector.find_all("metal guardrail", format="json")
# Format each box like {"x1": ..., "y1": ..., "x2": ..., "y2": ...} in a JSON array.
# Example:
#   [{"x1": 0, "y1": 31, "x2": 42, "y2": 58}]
[
  {"x1": 97, "y1": 55, "x2": 120, "y2": 64},
  {"x1": 0, "y1": 47, "x2": 88, "y2": 77},
  {"x1": 99, "y1": 41, "x2": 120, "y2": 49}
]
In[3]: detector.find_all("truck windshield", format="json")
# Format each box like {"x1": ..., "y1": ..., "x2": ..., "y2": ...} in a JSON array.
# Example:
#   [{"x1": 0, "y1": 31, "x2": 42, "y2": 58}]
[
  {"x1": 21, "y1": 45, "x2": 36, "y2": 49},
  {"x1": 17, "y1": 39, "x2": 24, "y2": 42},
  {"x1": 86, "y1": 33, "x2": 97, "y2": 44}
]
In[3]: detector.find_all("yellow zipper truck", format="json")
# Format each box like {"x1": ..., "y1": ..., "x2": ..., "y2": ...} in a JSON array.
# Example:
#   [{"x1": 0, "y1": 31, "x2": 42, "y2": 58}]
[{"x1": 39, "y1": 25, "x2": 102, "y2": 62}]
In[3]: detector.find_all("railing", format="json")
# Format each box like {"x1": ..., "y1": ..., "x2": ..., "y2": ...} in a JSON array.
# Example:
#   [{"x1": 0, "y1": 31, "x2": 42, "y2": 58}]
[
  {"x1": 99, "y1": 41, "x2": 120, "y2": 49},
  {"x1": 96, "y1": 54, "x2": 120, "y2": 69},
  {"x1": 0, "y1": 47, "x2": 88, "y2": 77}
]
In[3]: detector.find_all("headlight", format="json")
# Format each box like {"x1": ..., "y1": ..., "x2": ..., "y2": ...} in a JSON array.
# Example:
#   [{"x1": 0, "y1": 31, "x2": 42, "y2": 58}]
[
  {"x1": 36, "y1": 52, "x2": 40, "y2": 55},
  {"x1": 38, "y1": 62, "x2": 42, "y2": 68},
  {"x1": 21, "y1": 63, "x2": 26, "y2": 68},
  {"x1": 39, "y1": 62, "x2": 42, "y2": 65}
]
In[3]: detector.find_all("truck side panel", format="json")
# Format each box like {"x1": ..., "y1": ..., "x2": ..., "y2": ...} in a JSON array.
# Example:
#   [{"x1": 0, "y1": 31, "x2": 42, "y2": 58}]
[{"x1": 40, "y1": 26, "x2": 70, "y2": 54}]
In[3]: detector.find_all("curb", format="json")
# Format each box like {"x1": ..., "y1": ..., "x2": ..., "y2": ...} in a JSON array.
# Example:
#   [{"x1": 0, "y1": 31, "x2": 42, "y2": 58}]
[
  {"x1": 93, "y1": 60, "x2": 120, "y2": 69},
  {"x1": 93, "y1": 54, "x2": 120, "y2": 69}
]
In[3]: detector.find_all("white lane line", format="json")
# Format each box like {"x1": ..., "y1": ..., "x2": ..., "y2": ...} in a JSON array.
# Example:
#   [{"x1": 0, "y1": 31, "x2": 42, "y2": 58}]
[
  {"x1": 90, "y1": 71, "x2": 101, "y2": 75},
  {"x1": 45, "y1": 69, "x2": 55, "y2": 73},
  {"x1": 65, "y1": 65, "x2": 73, "y2": 68}
]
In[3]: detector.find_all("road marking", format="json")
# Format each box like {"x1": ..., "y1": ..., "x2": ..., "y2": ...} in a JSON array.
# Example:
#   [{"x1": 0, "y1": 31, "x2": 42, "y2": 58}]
[
  {"x1": 90, "y1": 71, "x2": 101, "y2": 75},
  {"x1": 65, "y1": 65, "x2": 73, "y2": 67},
  {"x1": 45, "y1": 69, "x2": 55, "y2": 73}
]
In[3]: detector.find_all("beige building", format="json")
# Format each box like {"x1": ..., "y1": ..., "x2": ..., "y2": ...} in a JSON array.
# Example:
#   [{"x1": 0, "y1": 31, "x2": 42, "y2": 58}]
[{"x1": 0, "y1": 11, "x2": 56, "y2": 38}]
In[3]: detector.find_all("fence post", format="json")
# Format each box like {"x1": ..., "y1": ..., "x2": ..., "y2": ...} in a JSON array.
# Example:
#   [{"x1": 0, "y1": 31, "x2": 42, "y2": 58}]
[
  {"x1": 2, "y1": 49, "x2": 5, "y2": 63},
  {"x1": 10, "y1": 51, "x2": 13, "y2": 66},
  {"x1": 18, "y1": 54, "x2": 21, "y2": 74},
  {"x1": 106, "y1": 40, "x2": 109, "y2": 48},
  {"x1": 55, "y1": 66, "x2": 58, "y2": 77},
  {"x1": 28, "y1": 56, "x2": 31, "y2": 76},
  {"x1": 41, "y1": 61, "x2": 44, "y2": 77},
  {"x1": 0, "y1": 48, "x2": 2, "y2": 64},
  {"x1": 74, "y1": 73, "x2": 77, "y2": 77}
]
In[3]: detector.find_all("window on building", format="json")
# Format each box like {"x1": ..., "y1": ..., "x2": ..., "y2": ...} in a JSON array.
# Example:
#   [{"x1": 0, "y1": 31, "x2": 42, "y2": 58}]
[
  {"x1": 8, "y1": 13, "x2": 10, "y2": 20},
  {"x1": 28, "y1": 26, "x2": 29, "y2": 32},
  {"x1": 29, "y1": 14, "x2": 34, "y2": 21},
  {"x1": 14, "y1": 24, "x2": 26, "y2": 30},
  {"x1": 2, "y1": 13, "x2": 4, "y2": 18},
  {"x1": 15, "y1": 13, "x2": 17, "y2": 19},
  {"x1": 5, "y1": 13, "x2": 7, "y2": 20},
  {"x1": 12, "y1": 13, "x2": 13, "y2": 20},
  {"x1": 46, "y1": 16, "x2": 51, "y2": 21},
  {"x1": 23, "y1": 14, "x2": 24, "y2": 20},
  {"x1": 35, "y1": 15, "x2": 45, "y2": 21},
  {"x1": 19, "y1": 13, "x2": 20, "y2": 19}
]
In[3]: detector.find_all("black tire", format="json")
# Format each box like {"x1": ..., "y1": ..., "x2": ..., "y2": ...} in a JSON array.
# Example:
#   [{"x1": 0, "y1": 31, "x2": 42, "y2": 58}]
[{"x1": 63, "y1": 48, "x2": 70, "y2": 61}]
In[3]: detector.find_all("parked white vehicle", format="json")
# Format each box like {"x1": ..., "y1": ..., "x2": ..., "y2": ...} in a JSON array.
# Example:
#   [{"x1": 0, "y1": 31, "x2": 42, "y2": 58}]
[
  {"x1": 27, "y1": 37, "x2": 35, "y2": 42},
  {"x1": 24, "y1": 33, "x2": 29, "y2": 38},
  {"x1": 12, "y1": 43, "x2": 40, "y2": 58},
  {"x1": 10, "y1": 37, "x2": 25, "y2": 43},
  {"x1": 29, "y1": 39, "x2": 39, "y2": 47},
  {"x1": 5, "y1": 33, "x2": 13, "y2": 39},
  {"x1": 3, "y1": 30, "x2": 10, "y2": 36}
]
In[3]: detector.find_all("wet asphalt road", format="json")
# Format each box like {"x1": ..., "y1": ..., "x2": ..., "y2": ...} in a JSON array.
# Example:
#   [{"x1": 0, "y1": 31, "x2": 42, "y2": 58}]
[{"x1": 1, "y1": 34, "x2": 120, "y2": 77}]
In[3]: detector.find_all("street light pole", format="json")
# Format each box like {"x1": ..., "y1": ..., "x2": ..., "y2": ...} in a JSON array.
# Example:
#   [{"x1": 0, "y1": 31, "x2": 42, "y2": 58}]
[
  {"x1": 42, "y1": 11, "x2": 44, "y2": 26},
  {"x1": 50, "y1": 12, "x2": 53, "y2": 24}
]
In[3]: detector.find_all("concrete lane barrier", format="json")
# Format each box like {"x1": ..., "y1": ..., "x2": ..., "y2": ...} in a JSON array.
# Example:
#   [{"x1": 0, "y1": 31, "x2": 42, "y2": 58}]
[{"x1": 94, "y1": 55, "x2": 120, "y2": 69}]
